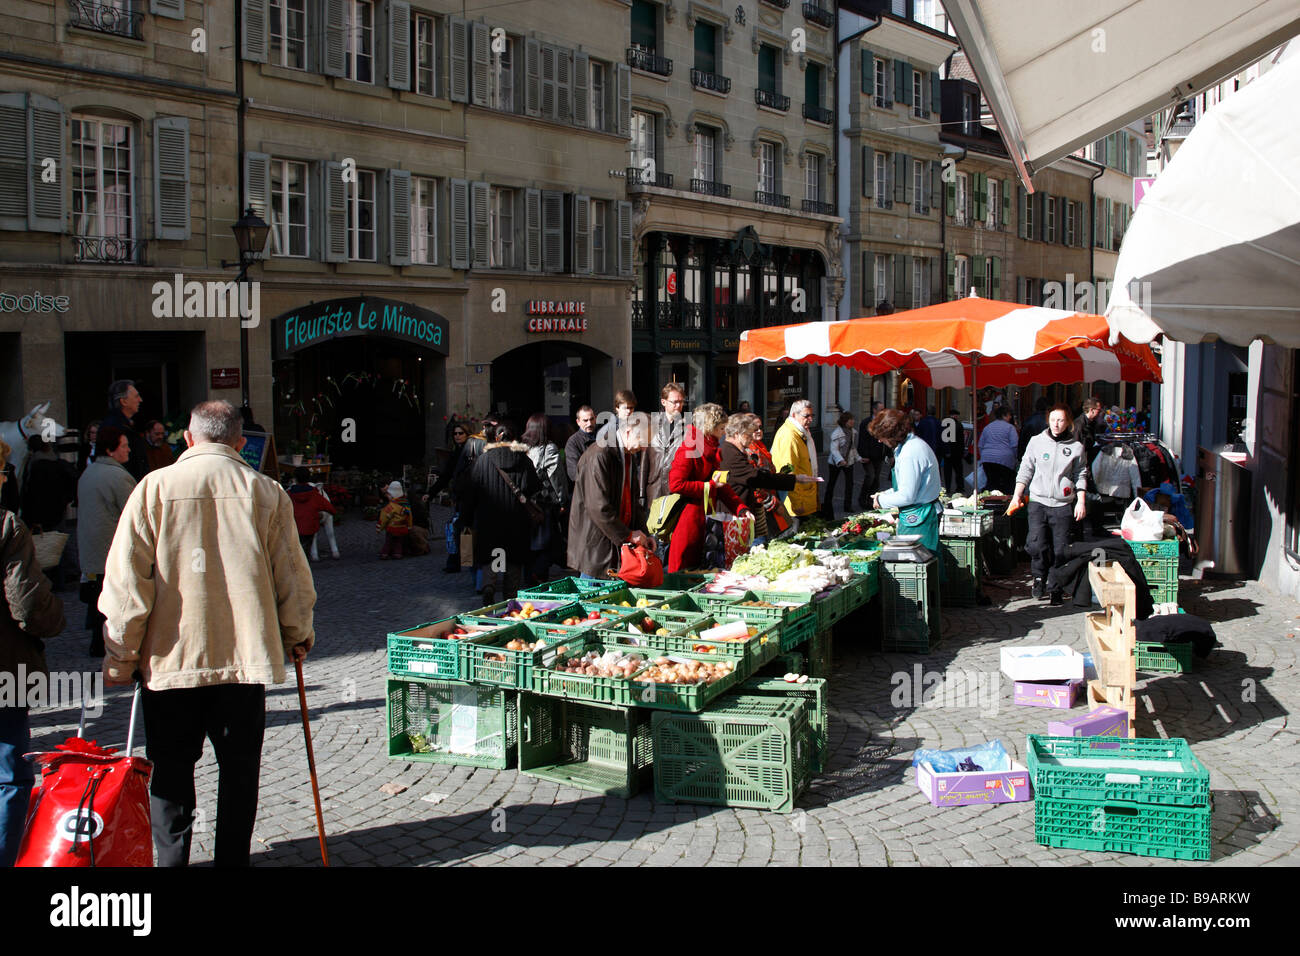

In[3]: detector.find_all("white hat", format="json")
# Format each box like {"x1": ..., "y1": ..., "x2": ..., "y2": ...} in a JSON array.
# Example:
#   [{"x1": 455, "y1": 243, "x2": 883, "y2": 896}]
[{"x1": 386, "y1": 480, "x2": 405, "y2": 498}]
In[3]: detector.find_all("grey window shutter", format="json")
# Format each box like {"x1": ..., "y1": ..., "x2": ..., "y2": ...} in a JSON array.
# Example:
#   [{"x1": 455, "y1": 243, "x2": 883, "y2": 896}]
[
  {"x1": 921, "y1": 72, "x2": 930, "y2": 114},
  {"x1": 930, "y1": 161, "x2": 940, "y2": 215},
  {"x1": 243, "y1": 151, "x2": 272, "y2": 255},
  {"x1": 895, "y1": 60, "x2": 907, "y2": 102},
  {"x1": 931, "y1": 72, "x2": 941, "y2": 116},
  {"x1": 930, "y1": 255, "x2": 942, "y2": 303},
  {"x1": 525, "y1": 187, "x2": 541, "y2": 271},
  {"x1": 573, "y1": 52, "x2": 589, "y2": 129},
  {"x1": 470, "y1": 180, "x2": 490, "y2": 269},
  {"x1": 894, "y1": 255, "x2": 908, "y2": 310},
  {"x1": 322, "y1": 160, "x2": 347, "y2": 261},
  {"x1": 323, "y1": 0, "x2": 346, "y2": 77},
  {"x1": 1039, "y1": 192, "x2": 1050, "y2": 241},
  {"x1": 944, "y1": 253, "x2": 954, "y2": 299},
  {"x1": 556, "y1": 48, "x2": 572, "y2": 124},
  {"x1": 860, "y1": 49, "x2": 872, "y2": 95},
  {"x1": 449, "y1": 177, "x2": 469, "y2": 267},
  {"x1": 541, "y1": 189, "x2": 563, "y2": 272},
  {"x1": 151, "y1": 0, "x2": 185, "y2": 19},
  {"x1": 470, "y1": 21, "x2": 490, "y2": 107},
  {"x1": 920, "y1": 162, "x2": 930, "y2": 211},
  {"x1": 540, "y1": 44, "x2": 557, "y2": 120},
  {"x1": 242, "y1": 0, "x2": 268, "y2": 63},
  {"x1": 449, "y1": 16, "x2": 469, "y2": 102},
  {"x1": 616, "y1": 63, "x2": 631, "y2": 137},
  {"x1": 525, "y1": 38, "x2": 541, "y2": 117},
  {"x1": 153, "y1": 116, "x2": 190, "y2": 240},
  {"x1": 1001, "y1": 179, "x2": 1010, "y2": 226},
  {"x1": 1059, "y1": 196, "x2": 1068, "y2": 245},
  {"x1": 893, "y1": 153, "x2": 906, "y2": 204},
  {"x1": 572, "y1": 194, "x2": 590, "y2": 274},
  {"x1": 860, "y1": 146, "x2": 872, "y2": 198},
  {"x1": 388, "y1": 1, "x2": 411, "y2": 91},
  {"x1": 616, "y1": 199, "x2": 633, "y2": 277},
  {"x1": 28, "y1": 93, "x2": 64, "y2": 233},
  {"x1": 0, "y1": 93, "x2": 29, "y2": 230},
  {"x1": 1016, "y1": 275, "x2": 1027, "y2": 303},
  {"x1": 1017, "y1": 186, "x2": 1028, "y2": 239},
  {"x1": 388, "y1": 169, "x2": 411, "y2": 265}
]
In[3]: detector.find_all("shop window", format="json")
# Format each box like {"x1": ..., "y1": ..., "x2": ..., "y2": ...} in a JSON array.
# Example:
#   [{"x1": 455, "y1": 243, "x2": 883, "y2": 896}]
[
  {"x1": 344, "y1": 0, "x2": 374, "y2": 84},
  {"x1": 411, "y1": 11, "x2": 437, "y2": 95},
  {"x1": 489, "y1": 185, "x2": 514, "y2": 268},
  {"x1": 682, "y1": 252, "x2": 703, "y2": 329},
  {"x1": 71, "y1": 115, "x2": 135, "y2": 252},
  {"x1": 713, "y1": 263, "x2": 732, "y2": 328},
  {"x1": 411, "y1": 175, "x2": 437, "y2": 265},
  {"x1": 270, "y1": 0, "x2": 307, "y2": 70},
  {"x1": 270, "y1": 158, "x2": 309, "y2": 258},
  {"x1": 345, "y1": 167, "x2": 377, "y2": 261}
]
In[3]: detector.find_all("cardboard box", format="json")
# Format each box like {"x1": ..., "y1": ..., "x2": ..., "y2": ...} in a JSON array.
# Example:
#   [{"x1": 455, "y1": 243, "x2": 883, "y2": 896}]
[
  {"x1": 916, "y1": 760, "x2": 1033, "y2": 808},
  {"x1": 1013, "y1": 678, "x2": 1082, "y2": 709},
  {"x1": 1047, "y1": 705, "x2": 1131, "y2": 738},
  {"x1": 1000, "y1": 645, "x2": 1085, "y2": 682}
]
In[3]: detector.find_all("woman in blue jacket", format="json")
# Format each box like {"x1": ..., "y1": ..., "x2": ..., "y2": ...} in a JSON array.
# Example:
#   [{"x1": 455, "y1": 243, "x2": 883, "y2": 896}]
[{"x1": 870, "y1": 408, "x2": 943, "y2": 557}]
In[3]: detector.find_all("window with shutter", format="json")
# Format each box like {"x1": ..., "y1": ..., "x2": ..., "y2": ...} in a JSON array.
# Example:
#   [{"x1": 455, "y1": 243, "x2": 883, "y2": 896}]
[
  {"x1": 268, "y1": 158, "x2": 309, "y2": 257},
  {"x1": 524, "y1": 188, "x2": 541, "y2": 271},
  {"x1": 540, "y1": 45, "x2": 557, "y2": 120},
  {"x1": 28, "y1": 94, "x2": 64, "y2": 233},
  {"x1": 541, "y1": 189, "x2": 563, "y2": 272},
  {"x1": 449, "y1": 177, "x2": 469, "y2": 267},
  {"x1": 616, "y1": 200, "x2": 633, "y2": 276},
  {"x1": 488, "y1": 185, "x2": 512, "y2": 267},
  {"x1": 470, "y1": 21, "x2": 490, "y2": 107},
  {"x1": 449, "y1": 17, "x2": 469, "y2": 102},
  {"x1": 874, "y1": 57, "x2": 889, "y2": 108},
  {"x1": 387, "y1": 1, "x2": 411, "y2": 90},
  {"x1": 556, "y1": 48, "x2": 573, "y2": 123},
  {"x1": 151, "y1": 0, "x2": 185, "y2": 19},
  {"x1": 860, "y1": 145, "x2": 872, "y2": 198},
  {"x1": 322, "y1": 160, "x2": 347, "y2": 262},
  {"x1": 387, "y1": 168, "x2": 411, "y2": 265},
  {"x1": 244, "y1": 151, "x2": 273, "y2": 255},
  {"x1": 876, "y1": 254, "x2": 889, "y2": 306},
  {"x1": 572, "y1": 194, "x2": 590, "y2": 274},
  {"x1": 470, "y1": 180, "x2": 490, "y2": 268},
  {"x1": 244, "y1": 0, "x2": 269, "y2": 63},
  {"x1": 411, "y1": 11, "x2": 436, "y2": 95},
  {"x1": 322, "y1": 0, "x2": 346, "y2": 77},
  {"x1": 0, "y1": 94, "x2": 28, "y2": 230},
  {"x1": 591, "y1": 198, "x2": 607, "y2": 273},
  {"x1": 153, "y1": 116, "x2": 189, "y2": 241},
  {"x1": 410, "y1": 175, "x2": 437, "y2": 264},
  {"x1": 345, "y1": 168, "x2": 377, "y2": 260}
]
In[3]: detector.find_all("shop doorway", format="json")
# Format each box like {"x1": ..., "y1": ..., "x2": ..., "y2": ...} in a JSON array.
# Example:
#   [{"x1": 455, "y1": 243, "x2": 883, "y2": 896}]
[
  {"x1": 490, "y1": 341, "x2": 610, "y2": 439},
  {"x1": 64, "y1": 331, "x2": 206, "y2": 435}
]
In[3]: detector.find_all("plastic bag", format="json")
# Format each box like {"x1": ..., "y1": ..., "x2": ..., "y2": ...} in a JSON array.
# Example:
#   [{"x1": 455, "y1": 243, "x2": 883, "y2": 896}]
[
  {"x1": 964, "y1": 465, "x2": 988, "y2": 494},
  {"x1": 911, "y1": 739, "x2": 1011, "y2": 775},
  {"x1": 721, "y1": 513, "x2": 755, "y2": 568},
  {"x1": 1120, "y1": 497, "x2": 1165, "y2": 542}
]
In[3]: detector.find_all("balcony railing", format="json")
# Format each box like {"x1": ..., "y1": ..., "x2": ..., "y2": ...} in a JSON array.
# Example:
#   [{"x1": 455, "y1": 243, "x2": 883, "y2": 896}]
[
  {"x1": 690, "y1": 178, "x2": 731, "y2": 198},
  {"x1": 626, "y1": 166, "x2": 674, "y2": 189},
  {"x1": 627, "y1": 46, "x2": 673, "y2": 77},
  {"x1": 681, "y1": 302, "x2": 704, "y2": 330},
  {"x1": 755, "y1": 190, "x2": 790, "y2": 208},
  {"x1": 761, "y1": 0, "x2": 790, "y2": 8},
  {"x1": 656, "y1": 301, "x2": 679, "y2": 330},
  {"x1": 755, "y1": 88, "x2": 790, "y2": 111},
  {"x1": 803, "y1": 103, "x2": 833, "y2": 125},
  {"x1": 764, "y1": 305, "x2": 796, "y2": 327},
  {"x1": 73, "y1": 235, "x2": 146, "y2": 264},
  {"x1": 802, "y1": 2, "x2": 834, "y2": 29},
  {"x1": 690, "y1": 68, "x2": 732, "y2": 94},
  {"x1": 733, "y1": 305, "x2": 758, "y2": 330},
  {"x1": 632, "y1": 300, "x2": 650, "y2": 330},
  {"x1": 802, "y1": 199, "x2": 835, "y2": 215},
  {"x1": 67, "y1": 0, "x2": 144, "y2": 40}
]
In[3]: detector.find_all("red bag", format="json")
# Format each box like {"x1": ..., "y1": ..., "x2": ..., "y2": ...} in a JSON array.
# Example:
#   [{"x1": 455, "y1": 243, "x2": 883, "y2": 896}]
[
  {"x1": 722, "y1": 513, "x2": 755, "y2": 568},
  {"x1": 16, "y1": 688, "x2": 154, "y2": 868},
  {"x1": 615, "y1": 542, "x2": 663, "y2": 587}
]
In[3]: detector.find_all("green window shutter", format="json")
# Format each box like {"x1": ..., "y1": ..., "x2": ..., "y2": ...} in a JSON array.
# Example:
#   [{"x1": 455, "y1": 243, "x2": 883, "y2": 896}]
[
  {"x1": 449, "y1": 177, "x2": 469, "y2": 267},
  {"x1": 931, "y1": 72, "x2": 941, "y2": 116},
  {"x1": 631, "y1": 0, "x2": 656, "y2": 50},
  {"x1": 971, "y1": 254, "x2": 985, "y2": 292},
  {"x1": 1039, "y1": 192, "x2": 1050, "y2": 242},
  {"x1": 0, "y1": 93, "x2": 29, "y2": 230},
  {"x1": 470, "y1": 21, "x2": 490, "y2": 107},
  {"x1": 322, "y1": 160, "x2": 347, "y2": 262},
  {"x1": 388, "y1": 169, "x2": 411, "y2": 265},
  {"x1": 28, "y1": 93, "x2": 64, "y2": 233},
  {"x1": 1001, "y1": 179, "x2": 1010, "y2": 226},
  {"x1": 694, "y1": 23, "x2": 716, "y2": 74},
  {"x1": 525, "y1": 187, "x2": 541, "y2": 271},
  {"x1": 860, "y1": 250, "x2": 873, "y2": 309},
  {"x1": 449, "y1": 16, "x2": 469, "y2": 102},
  {"x1": 805, "y1": 63, "x2": 821, "y2": 109},
  {"x1": 894, "y1": 255, "x2": 908, "y2": 310},
  {"x1": 153, "y1": 116, "x2": 190, "y2": 241},
  {"x1": 945, "y1": 252, "x2": 955, "y2": 299},
  {"x1": 860, "y1": 146, "x2": 872, "y2": 198},
  {"x1": 758, "y1": 46, "x2": 776, "y2": 93},
  {"x1": 860, "y1": 50, "x2": 873, "y2": 95},
  {"x1": 573, "y1": 52, "x2": 589, "y2": 129},
  {"x1": 243, "y1": 151, "x2": 272, "y2": 255},
  {"x1": 893, "y1": 152, "x2": 906, "y2": 204},
  {"x1": 991, "y1": 257, "x2": 1001, "y2": 299},
  {"x1": 617, "y1": 199, "x2": 633, "y2": 277},
  {"x1": 388, "y1": 1, "x2": 412, "y2": 91},
  {"x1": 323, "y1": 0, "x2": 346, "y2": 77},
  {"x1": 150, "y1": 0, "x2": 184, "y2": 19},
  {"x1": 895, "y1": 60, "x2": 907, "y2": 103},
  {"x1": 242, "y1": 0, "x2": 268, "y2": 63},
  {"x1": 946, "y1": 178, "x2": 955, "y2": 217},
  {"x1": 930, "y1": 161, "x2": 940, "y2": 216}
]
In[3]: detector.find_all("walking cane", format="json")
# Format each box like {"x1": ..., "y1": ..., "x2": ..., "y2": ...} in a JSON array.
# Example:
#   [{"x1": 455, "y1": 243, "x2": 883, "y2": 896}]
[{"x1": 294, "y1": 656, "x2": 330, "y2": 867}]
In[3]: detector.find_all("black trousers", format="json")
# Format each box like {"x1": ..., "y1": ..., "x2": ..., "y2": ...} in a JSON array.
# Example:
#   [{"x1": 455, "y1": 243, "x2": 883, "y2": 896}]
[
  {"x1": 856, "y1": 460, "x2": 878, "y2": 508},
  {"x1": 822, "y1": 465, "x2": 854, "y2": 517},
  {"x1": 142, "y1": 683, "x2": 266, "y2": 867},
  {"x1": 1026, "y1": 501, "x2": 1075, "y2": 587},
  {"x1": 941, "y1": 456, "x2": 965, "y2": 496}
]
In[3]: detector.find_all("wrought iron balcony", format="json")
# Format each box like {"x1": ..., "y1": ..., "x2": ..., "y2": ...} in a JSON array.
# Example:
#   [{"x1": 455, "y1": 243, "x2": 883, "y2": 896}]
[
  {"x1": 690, "y1": 178, "x2": 731, "y2": 198},
  {"x1": 803, "y1": 103, "x2": 833, "y2": 124},
  {"x1": 732, "y1": 305, "x2": 758, "y2": 330},
  {"x1": 67, "y1": 0, "x2": 144, "y2": 40},
  {"x1": 626, "y1": 166, "x2": 674, "y2": 189},
  {"x1": 761, "y1": 0, "x2": 790, "y2": 8},
  {"x1": 764, "y1": 305, "x2": 795, "y2": 327},
  {"x1": 755, "y1": 88, "x2": 790, "y2": 111},
  {"x1": 656, "y1": 301, "x2": 680, "y2": 329},
  {"x1": 627, "y1": 46, "x2": 673, "y2": 77},
  {"x1": 802, "y1": 2, "x2": 834, "y2": 29},
  {"x1": 632, "y1": 300, "x2": 650, "y2": 330},
  {"x1": 755, "y1": 190, "x2": 790, "y2": 208},
  {"x1": 73, "y1": 235, "x2": 146, "y2": 264},
  {"x1": 681, "y1": 302, "x2": 704, "y2": 330},
  {"x1": 690, "y1": 68, "x2": 732, "y2": 94},
  {"x1": 802, "y1": 199, "x2": 835, "y2": 215}
]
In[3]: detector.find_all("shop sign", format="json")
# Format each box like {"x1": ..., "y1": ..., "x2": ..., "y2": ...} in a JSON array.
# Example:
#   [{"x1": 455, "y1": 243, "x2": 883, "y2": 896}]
[
  {"x1": 272, "y1": 297, "x2": 449, "y2": 357},
  {"x1": 525, "y1": 300, "x2": 588, "y2": 334},
  {"x1": 719, "y1": 337, "x2": 740, "y2": 350},
  {"x1": 667, "y1": 338, "x2": 706, "y2": 351},
  {"x1": 210, "y1": 367, "x2": 240, "y2": 389},
  {"x1": 0, "y1": 291, "x2": 69, "y2": 313},
  {"x1": 527, "y1": 316, "x2": 588, "y2": 333},
  {"x1": 525, "y1": 300, "x2": 586, "y2": 315}
]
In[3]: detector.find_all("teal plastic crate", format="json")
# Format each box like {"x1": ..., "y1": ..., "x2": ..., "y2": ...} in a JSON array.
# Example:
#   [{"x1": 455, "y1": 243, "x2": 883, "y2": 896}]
[
  {"x1": 530, "y1": 642, "x2": 651, "y2": 706},
  {"x1": 517, "y1": 694, "x2": 654, "y2": 798},
  {"x1": 1027, "y1": 735, "x2": 1210, "y2": 808},
  {"x1": 387, "y1": 677, "x2": 517, "y2": 769},
  {"x1": 516, "y1": 576, "x2": 627, "y2": 601},
  {"x1": 807, "y1": 628, "x2": 833, "y2": 679},
  {"x1": 386, "y1": 617, "x2": 524, "y2": 681},
  {"x1": 940, "y1": 537, "x2": 981, "y2": 608},
  {"x1": 738, "y1": 676, "x2": 829, "y2": 773},
  {"x1": 1126, "y1": 539, "x2": 1180, "y2": 559},
  {"x1": 1034, "y1": 796, "x2": 1211, "y2": 861},
  {"x1": 714, "y1": 594, "x2": 817, "y2": 652},
  {"x1": 881, "y1": 559, "x2": 942, "y2": 652},
  {"x1": 1136, "y1": 640, "x2": 1194, "y2": 673},
  {"x1": 461, "y1": 597, "x2": 581, "y2": 625},
  {"x1": 461, "y1": 627, "x2": 591, "y2": 689},
  {"x1": 652, "y1": 695, "x2": 814, "y2": 813},
  {"x1": 628, "y1": 647, "x2": 750, "y2": 713}
]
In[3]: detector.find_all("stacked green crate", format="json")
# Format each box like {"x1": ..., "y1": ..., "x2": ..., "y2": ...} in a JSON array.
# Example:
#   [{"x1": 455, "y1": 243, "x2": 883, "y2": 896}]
[
  {"x1": 517, "y1": 694, "x2": 654, "y2": 798},
  {"x1": 881, "y1": 558, "x2": 942, "y2": 652},
  {"x1": 1127, "y1": 539, "x2": 1180, "y2": 605},
  {"x1": 387, "y1": 676, "x2": 518, "y2": 769},
  {"x1": 939, "y1": 537, "x2": 981, "y2": 607},
  {"x1": 738, "y1": 676, "x2": 829, "y2": 772}
]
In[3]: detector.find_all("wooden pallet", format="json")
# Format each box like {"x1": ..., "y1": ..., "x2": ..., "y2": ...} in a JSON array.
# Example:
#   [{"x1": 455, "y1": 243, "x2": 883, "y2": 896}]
[
  {"x1": 1086, "y1": 679, "x2": 1137, "y2": 736},
  {"x1": 1084, "y1": 562, "x2": 1139, "y2": 738}
]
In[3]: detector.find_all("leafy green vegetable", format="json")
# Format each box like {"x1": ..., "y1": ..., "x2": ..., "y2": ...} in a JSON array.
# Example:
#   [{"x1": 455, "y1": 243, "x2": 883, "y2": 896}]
[{"x1": 731, "y1": 543, "x2": 817, "y2": 580}]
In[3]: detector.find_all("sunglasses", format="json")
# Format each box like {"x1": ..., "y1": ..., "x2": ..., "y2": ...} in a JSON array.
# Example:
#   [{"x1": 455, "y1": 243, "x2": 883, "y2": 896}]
[{"x1": 453, "y1": 430, "x2": 467, "y2": 436}]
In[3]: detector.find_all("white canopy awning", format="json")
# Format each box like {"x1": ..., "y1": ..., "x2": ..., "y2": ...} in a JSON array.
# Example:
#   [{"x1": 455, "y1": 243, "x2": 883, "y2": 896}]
[{"x1": 943, "y1": 0, "x2": 1300, "y2": 189}]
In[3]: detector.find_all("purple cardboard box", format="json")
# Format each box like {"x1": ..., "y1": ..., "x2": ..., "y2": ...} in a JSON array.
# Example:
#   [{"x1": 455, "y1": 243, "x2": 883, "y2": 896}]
[
  {"x1": 1013, "y1": 678, "x2": 1082, "y2": 709},
  {"x1": 1047, "y1": 705, "x2": 1130, "y2": 738},
  {"x1": 916, "y1": 760, "x2": 1034, "y2": 807}
]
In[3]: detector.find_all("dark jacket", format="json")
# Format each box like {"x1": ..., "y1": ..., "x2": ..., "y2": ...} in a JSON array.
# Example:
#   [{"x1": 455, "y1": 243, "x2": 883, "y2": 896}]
[
  {"x1": 915, "y1": 415, "x2": 943, "y2": 458},
  {"x1": 430, "y1": 441, "x2": 473, "y2": 501},
  {"x1": 19, "y1": 453, "x2": 77, "y2": 531},
  {"x1": 857, "y1": 418, "x2": 886, "y2": 463},
  {"x1": 101, "y1": 408, "x2": 149, "y2": 481},
  {"x1": 1046, "y1": 539, "x2": 1154, "y2": 620},
  {"x1": 1019, "y1": 412, "x2": 1047, "y2": 460},
  {"x1": 717, "y1": 440, "x2": 796, "y2": 513},
  {"x1": 287, "y1": 484, "x2": 337, "y2": 536},
  {"x1": 939, "y1": 415, "x2": 965, "y2": 461},
  {"x1": 567, "y1": 443, "x2": 651, "y2": 579},
  {"x1": 1, "y1": 509, "x2": 67, "y2": 678},
  {"x1": 460, "y1": 441, "x2": 542, "y2": 567},
  {"x1": 564, "y1": 428, "x2": 598, "y2": 487}
]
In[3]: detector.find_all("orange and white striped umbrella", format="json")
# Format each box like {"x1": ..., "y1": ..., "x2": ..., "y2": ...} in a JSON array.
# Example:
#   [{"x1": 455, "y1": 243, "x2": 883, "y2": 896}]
[{"x1": 738, "y1": 297, "x2": 1161, "y2": 387}]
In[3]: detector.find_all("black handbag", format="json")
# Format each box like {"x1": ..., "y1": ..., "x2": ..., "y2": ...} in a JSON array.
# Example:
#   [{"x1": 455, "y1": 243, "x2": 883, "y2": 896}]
[{"x1": 494, "y1": 464, "x2": 546, "y2": 528}]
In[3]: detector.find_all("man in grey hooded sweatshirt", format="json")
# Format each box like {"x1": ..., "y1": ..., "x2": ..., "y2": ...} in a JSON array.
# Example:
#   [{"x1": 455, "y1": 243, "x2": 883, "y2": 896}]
[{"x1": 1011, "y1": 404, "x2": 1087, "y2": 604}]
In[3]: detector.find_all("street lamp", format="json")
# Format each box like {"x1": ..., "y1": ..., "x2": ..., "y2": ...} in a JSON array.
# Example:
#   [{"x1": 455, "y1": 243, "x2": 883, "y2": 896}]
[{"x1": 222, "y1": 206, "x2": 270, "y2": 410}]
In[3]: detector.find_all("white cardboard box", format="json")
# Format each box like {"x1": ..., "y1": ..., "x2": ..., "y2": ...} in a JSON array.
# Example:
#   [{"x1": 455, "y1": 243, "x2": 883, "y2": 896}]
[{"x1": 999, "y1": 645, "x2": 1085, "y2": 683}]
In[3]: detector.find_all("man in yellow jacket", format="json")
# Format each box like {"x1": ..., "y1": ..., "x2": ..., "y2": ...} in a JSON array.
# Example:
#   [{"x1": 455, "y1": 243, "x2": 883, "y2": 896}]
[
  {"x1": 771, "y1": 399, "x2": 822, "y2": 518},
  {"x1": 100, "y1": 400, "x2": 316, "y2": 867}
]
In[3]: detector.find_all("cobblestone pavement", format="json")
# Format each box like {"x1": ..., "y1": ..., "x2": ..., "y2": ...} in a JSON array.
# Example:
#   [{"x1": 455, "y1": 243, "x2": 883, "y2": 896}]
[{"x1": 31, "y1": 504, "x2": 1300, "y2": 866}]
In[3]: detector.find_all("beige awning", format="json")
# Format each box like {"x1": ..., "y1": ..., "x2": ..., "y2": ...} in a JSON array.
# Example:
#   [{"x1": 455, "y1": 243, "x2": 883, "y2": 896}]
[{"x1": 943, "y1": 0, "x2": 1300, "y2": 189}]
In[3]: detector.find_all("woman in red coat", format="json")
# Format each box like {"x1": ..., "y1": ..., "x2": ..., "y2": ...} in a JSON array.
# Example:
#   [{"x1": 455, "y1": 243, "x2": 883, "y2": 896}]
[{"x1": 667, "y1": 403, "x2": 747, "y2": 572}]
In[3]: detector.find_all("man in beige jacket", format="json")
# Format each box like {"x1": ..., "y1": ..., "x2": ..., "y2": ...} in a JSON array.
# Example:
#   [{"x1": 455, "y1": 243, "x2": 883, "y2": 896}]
[{"x1": 100, "y1": 400, "x2": 316, "y2": 866}]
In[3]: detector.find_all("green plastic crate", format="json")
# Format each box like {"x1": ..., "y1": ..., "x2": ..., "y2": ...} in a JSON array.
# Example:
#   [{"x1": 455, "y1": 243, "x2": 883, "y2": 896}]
[
  {"x1": 1127, "y1": 539, "x2": 1180, "y2": 559},
  {"x1": 940, "y1": 537, "x2": 982, "y2": 608},
  {"x1": 686, "y1": 590, "x2": 753, "y2": 613},
  {"x1": 715, "y1": 594, "x2": 817, "y2": 652},
  {"x1": 386, "y1": 677, "x2": 518, "y2": 769},
  {"x1": 1034, "y1": 796, "x2": 1210, "y2": 861},
  {"x1": 738, "y1": 676, "x2": 829, "y2": 773},
  {"x1": 652, "y1": 695, "x2": 813, "y2": 813},
  {"x1": 661, "y1": 571, "x2": 713, "y2": 591},
  {"x1": 1136, "y1": 640, "x2": 1194, "y2": 673},
  {"x1": 628, "y1": 647, "x2": 750, "y2": 713},
  {"x1": 807, "y1": 628, "x2": 833, "y2": 679},
  {"x1": 387, "y1": 617, "x2": 524, "y2": 681},
  {"x1": 1027, "y1": 735, "x2": 1211, "y2": 808},
  {"x1": 881, "y1": 559, "x2": 942, "y2": 653},
  {"x1": 461, "y1": 627, "x2": 592, "y2": 689},
  {"x1": 516, "y1": 576, "x2": 627, "y2": 601},
  {"x1": 461, "y1": 597, "x2": 581, "y2": 625},
  {"x1": 517, "y1": 694, "x2": 654, "y2": 798},
  {"x1": 588, "y1": 588, "x2": 697, "y2": 611},
  {"x1": 761, "y1": 650, "x2": 807, "y2": 677},
  {"x1": 649, "y1": 617, "x2": 780, "y2": 670},
  {"x1": 530, "y1": 642, "x2": 651, "y2": 706}
]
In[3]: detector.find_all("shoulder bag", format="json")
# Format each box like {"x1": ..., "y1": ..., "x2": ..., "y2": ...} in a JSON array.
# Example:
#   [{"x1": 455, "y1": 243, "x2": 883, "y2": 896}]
[{"x1": 493, "y1": 463, "x2": 546, "y2": 528}]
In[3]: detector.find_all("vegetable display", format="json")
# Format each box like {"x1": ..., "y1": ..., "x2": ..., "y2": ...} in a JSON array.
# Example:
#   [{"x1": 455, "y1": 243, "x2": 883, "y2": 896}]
[
  {"x1": 731, "y1": 543, "x2": 817, "y2": 579},
  {"x1": 556, "y1": 649, "x2": 646, "y2": 678},
  {"x1": 634, "y1": 657, "x2": 735, "y2": 686}
]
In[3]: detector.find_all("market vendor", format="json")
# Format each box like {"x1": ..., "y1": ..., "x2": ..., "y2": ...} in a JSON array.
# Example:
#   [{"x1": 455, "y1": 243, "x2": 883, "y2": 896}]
[{"x1": 869, "y1": 408, "x2": 942, "y2": 555}]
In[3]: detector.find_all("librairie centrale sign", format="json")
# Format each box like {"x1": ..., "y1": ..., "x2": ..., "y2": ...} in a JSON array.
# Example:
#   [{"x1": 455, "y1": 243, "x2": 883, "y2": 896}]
[{"x1": 273, "y1": 297, "x2": 449, "y2": 357}]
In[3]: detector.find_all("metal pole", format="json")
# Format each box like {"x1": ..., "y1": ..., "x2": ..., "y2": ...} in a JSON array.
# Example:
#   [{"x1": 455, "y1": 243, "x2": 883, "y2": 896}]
[
  {"x1": 238, "y1": 261, "x2": 251, "y2": 409},
  {"x1": 971, "y1": 355, "x2": 980, "y2": 494}
]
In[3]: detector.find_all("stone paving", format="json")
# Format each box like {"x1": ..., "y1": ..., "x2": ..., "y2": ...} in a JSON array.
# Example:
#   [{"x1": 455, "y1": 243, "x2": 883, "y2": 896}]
[{"x1": 29, "y1": 504, "x2": 1300, "y2": 866}]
